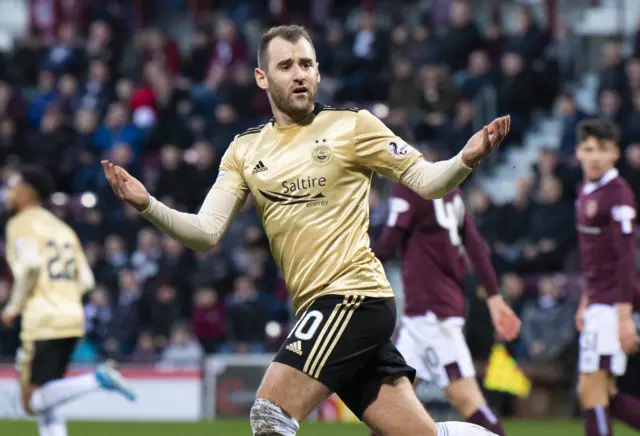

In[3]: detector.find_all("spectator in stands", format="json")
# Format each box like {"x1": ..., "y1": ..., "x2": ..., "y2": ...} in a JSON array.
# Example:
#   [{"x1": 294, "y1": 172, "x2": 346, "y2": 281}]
[
  {"x1": 439, "y1": 0, "x2": 483, "y2": 72},
  {"x1": 184, "y1": 141, "x2": 218, "y2": 210},
  {"x1": 191, "y1": 243, "x2": 235, "y2": 293},
  {"x1": 493, "y1": 178, "x2": 530, "y2": 273},
  {"x1": 621, "y1": 143, "x2": 640, "y2": 203},
  {"x1": 64, "y1": 108, "x2": 101, "y2": 192},
  {"x1": 84, "y1": 286, "x2": 112, "y2": 355},
  {"x1": 461, "y1": 50, "x2": 495, "y2": 100},
  {"x1": 497, "y1": 51, "x2": 535, "y2": 144},
  {"x1": 210, "y1": 17, "x2": 247, "y2": 68},
  {"x1": 143, "y1": 281, "x2": 182, "y2": 349},
  {"x1": 130, "y1": 331, "x2": 159, "y2": 362},
  {"x1": 533, "y1": 148, "x2": 578, "y2": 202},
  {"x1": 159, "y1": 323, "x2": 204, "y2": 368},
  {"x1": 85, "y1": 20, "x2": 120, "y2": 69},
  {"x1": 0, "y1": 278, "x2": 19, "y2": 356},
  {"x1": 28, "y1": 69, "x2": 57, "y2": 127},
  {"x1": 336, "y1": 12, "x2": 388, "y2": 102},
  {"x1": 0, "y1": 117, "x2": 18, "y2": 164},
  {"x1": 184, "y1": 26, "x2": 213, "y2": 84},
  {"x1": 505, "y1": 5, "x2": 549, "y2": 66},
  {"x1": 557, "y1": 91, "x2": 589, "y2": 159},
  {"x1": 624, "y1": 58, "x2": 640, "y2": 109},
  {"x1": 74, "y1": 206, "x2": 106, "y2": 244},
  {"x1": 389, "y1": 57, "x2": 420, "y2": 111},
  {"x1": 157, "y1": 235, "x2": 194, "y2": 294},
  {"x1": 94, "y1": 101, "x2": 142, "y2": 157},
  {"x1": 598, "y1": 88, "x2": 624, "y2": 126},
  {"x1": 139, "y1": 27, "x2": 182, "y2": 77},
  {"x1": 84, "y1": 241, "x2": 118, "y2": 290},
  {"x1": 79, "y1": 59, "x2": 114, "y2": 116},
  {"x1": 468, "y1": 187, "x2": 502, "y2": 246},
  {"x1": 522, "y1": 176, "x2": 576, "y2": 272},
  {"x1": 415, "y1": 64, "x2": 456, "y2": 141},
  {"x1": 622, "y1": 91, "x2": 640, "y2": 146},
  {"x1": 409, "y1": 24, "x2": 438, "y2": 66},
  {"x1": 224, "y1": 276, "x2": 269, "y2": 354},
  {"x1": 12, "y1": 31, "x2": 47, "y2": 86},
  {"x1": 520, "y1": 276, "x2": 577, "y2": 362},
  {"x1": 44, "y1": 22, "x2": 84, "y2": 75},
  {"x1": 105, "y1": 269, "x2": 142, "y2": 357},
  {"x1": 192, "y1": 287, "x2": 227, "y2": 353},
  {"x1": 131, "y1": 228, "x2": 161, "y2": 281},
  {"x1": 437, "y1": 100, "x2": 475, "y2": 157},
  {"x1": 598, "y1": 39, "x2": 627, "y2": 97},
  {"x1": 316, "y1": 23, "x2": 351, "y2": 80}
]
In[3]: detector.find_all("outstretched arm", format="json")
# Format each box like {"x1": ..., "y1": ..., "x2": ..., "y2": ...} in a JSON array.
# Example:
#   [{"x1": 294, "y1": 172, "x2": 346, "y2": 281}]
[
  {"x1": 141, "y1": 188, "x2": 243, "y2": 252},
  {"x1": 2, "y1": 227, "x2": 41, "y2": 324},
  {"x1": 102, "y1": 140, "x2": 249, "y2": 252},
  {"x1": 353, "y1": 109, "x2": 509, "y2": 200},
  {"x1": 400, "y1": 117, "x2": 510, "y2": 199}
]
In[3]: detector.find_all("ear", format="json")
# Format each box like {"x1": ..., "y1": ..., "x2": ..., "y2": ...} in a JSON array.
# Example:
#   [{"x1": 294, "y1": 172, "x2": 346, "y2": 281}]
[
  {"x1": 316, "y1": 63, "x2": 321, "y2": 84},
  {"x1": 255, "y1": 67, "x2": 268, "y2": 91}
]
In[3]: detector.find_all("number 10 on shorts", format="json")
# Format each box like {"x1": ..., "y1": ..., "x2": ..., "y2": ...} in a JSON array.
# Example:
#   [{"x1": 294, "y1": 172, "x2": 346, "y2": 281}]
[{"x1": 288, "y1": 310, "x2": 324, "y2": 341}]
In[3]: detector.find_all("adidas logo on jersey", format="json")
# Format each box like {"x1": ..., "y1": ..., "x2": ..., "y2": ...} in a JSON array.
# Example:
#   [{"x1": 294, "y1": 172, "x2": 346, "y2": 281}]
[
  {"x1": 252, "y1": 161, "x2": 268, "y2": 174},
  {"x1": 286, "y1": 340, "x2": 303, "y2": 356}
]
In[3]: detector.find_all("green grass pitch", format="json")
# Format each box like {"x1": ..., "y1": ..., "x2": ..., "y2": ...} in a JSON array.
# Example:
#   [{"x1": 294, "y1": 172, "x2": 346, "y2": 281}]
[{"x1": 0, "y1": 420, "x2": 637, "y2": 435}]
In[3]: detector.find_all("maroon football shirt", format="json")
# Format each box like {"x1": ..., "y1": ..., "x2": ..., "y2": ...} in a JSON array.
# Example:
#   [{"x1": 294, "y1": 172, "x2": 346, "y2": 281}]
[
  {"x1": 372, "y1": 183, "x2": 498, "y2": 318},
  {"x1": 576, "y1": 169, "x2": 638, "y2": 306}
]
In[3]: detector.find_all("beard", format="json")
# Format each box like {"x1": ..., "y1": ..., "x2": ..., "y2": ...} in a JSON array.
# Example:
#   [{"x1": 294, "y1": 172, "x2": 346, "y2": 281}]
[{"x1": 267, "y1": 78, "x2": 316, "y2": 121}]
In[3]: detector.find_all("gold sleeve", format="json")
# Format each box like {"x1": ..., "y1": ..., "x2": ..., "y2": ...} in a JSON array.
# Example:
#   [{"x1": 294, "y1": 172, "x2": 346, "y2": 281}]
[
  {"x1": 353, "y1": 110, "x2": 422, "y2": 181},
  {"x1": 4, "y1": 222, "x2": 40, "y2": 315},
  {"x1": 399, "y1": 153, "x2": 473, "y2": 199},
  {"x1": 140, "y1": 138, "x2": 248, "y2": 252},
  {"x1": 141, "y1": 187, "x2": 243, "y2": 252}
]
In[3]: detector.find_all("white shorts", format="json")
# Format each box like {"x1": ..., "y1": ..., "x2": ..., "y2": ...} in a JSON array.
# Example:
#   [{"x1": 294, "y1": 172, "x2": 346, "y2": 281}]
[
  {"x1": 579, "y1": 304, "x2": 627, "y2": 376},
  {"x1": 396, "y1": 312, "x2": 475, "y2": 388}
]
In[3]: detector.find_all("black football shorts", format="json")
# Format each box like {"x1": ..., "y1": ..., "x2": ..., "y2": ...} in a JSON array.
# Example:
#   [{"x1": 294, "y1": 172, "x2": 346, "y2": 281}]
[
  {"x1": 18, "y1": 337, "x2": 78, "y2": 386},
  {"x1": 274, "y1": 295, "x2": 416, "y2": 419}
]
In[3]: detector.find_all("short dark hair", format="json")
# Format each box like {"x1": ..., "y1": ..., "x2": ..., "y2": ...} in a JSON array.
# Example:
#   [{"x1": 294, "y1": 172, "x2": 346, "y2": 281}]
[
  {"x1": 577, "y1": 119, "x2": 620, "y2": 144},
  {"x1": 257, "y1": 25, "x2": 313, "y2": 70},
  {"x1": 19, "y1": 165, "x2": 54, "y2": 202}
]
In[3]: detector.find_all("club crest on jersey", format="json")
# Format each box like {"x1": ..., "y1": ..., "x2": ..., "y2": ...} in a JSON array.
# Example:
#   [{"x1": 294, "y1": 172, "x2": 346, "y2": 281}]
[
  {"x1": 586, "y1": 199, "x2": 598, "y2": 218},
  {"x1": 388, "y1": 140, "x2": 412, "y2": 159},
  {"x1": 311, "y1": 144, "x2": 332, "y2": 166}
]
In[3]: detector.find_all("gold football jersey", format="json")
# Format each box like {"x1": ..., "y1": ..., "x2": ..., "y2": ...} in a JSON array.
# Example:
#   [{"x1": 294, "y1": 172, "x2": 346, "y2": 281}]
[
  {"x1": 5, "y1": 207, "x2": 91, "y2": 341},
  {"x1": 216, "y1": 105, "x2": 422, "y2": 313}
]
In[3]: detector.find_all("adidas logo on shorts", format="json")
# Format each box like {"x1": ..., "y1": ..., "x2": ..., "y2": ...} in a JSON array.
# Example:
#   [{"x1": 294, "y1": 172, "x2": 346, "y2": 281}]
[
  {"x1": 252, "y1": 160, "x2": 268, "y2": 174},
  {"x1": 286, "y1": 340, "x2": 303, "y2": 356}
]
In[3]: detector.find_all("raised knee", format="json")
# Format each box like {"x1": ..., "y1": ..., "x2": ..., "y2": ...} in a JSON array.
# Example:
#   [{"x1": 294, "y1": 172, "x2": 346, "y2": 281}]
[{"x1": 250, "y1": 398, "x2": 299, "y2": 436}]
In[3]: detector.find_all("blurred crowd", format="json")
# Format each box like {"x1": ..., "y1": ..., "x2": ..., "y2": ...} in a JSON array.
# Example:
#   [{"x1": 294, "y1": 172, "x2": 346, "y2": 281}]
[{"x1": 0, "y1": 0, "x2": 637, "y2": 388}]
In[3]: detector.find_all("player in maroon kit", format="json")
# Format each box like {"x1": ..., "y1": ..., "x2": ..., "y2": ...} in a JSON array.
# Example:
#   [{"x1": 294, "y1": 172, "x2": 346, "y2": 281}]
[
  {"x1": 371, "y1": 184, "x2": 521, "y2": 435},
  {"x1": 574, "y1": 119, "x2": 640, "y2": 436}
]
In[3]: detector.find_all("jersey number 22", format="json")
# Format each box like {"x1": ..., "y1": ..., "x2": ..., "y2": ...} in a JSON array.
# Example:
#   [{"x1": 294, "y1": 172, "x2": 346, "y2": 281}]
[{"x1": 45, "y1": 240, "x2": 77, "y2": 281}]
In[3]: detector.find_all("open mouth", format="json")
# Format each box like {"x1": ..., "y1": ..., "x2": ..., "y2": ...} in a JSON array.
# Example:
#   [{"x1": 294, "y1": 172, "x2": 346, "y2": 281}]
[{"x1": 292, "y1": 86, "x2": 308, "y2": 95}]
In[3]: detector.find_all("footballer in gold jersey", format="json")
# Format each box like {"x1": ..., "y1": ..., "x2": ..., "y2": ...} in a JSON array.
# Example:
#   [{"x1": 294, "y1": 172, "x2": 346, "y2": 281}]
[
  {"x1": 1, "y1": 166, "x2": 134, "y2": 436},
  {"x1": 102, "y1": 25, "x2": 510, "y2": 436}
]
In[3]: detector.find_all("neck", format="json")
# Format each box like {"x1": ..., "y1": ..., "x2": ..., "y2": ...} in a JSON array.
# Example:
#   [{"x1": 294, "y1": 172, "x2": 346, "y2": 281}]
[
  {"x1": 271, "y1": 103, "x2": 314, "y2": 128},
  {"x1": 17, "y1": 201, "x2": 40, "y2": 213}
]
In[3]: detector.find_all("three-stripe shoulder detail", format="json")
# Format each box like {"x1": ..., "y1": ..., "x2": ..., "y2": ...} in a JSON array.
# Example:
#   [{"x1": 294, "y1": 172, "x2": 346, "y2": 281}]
[{"x1": 237, "y1": 123, "x2": 268, "y2": 138}]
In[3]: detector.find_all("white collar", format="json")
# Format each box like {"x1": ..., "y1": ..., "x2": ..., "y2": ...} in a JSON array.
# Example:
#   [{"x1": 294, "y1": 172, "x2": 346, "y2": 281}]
[{"x1": 582, "y1": 168, "x2": 618, "y2": 195}]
